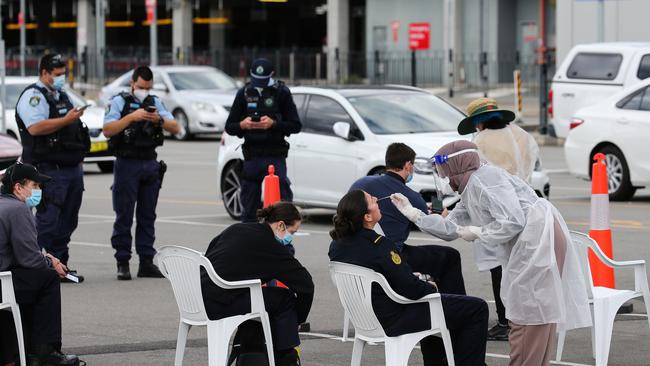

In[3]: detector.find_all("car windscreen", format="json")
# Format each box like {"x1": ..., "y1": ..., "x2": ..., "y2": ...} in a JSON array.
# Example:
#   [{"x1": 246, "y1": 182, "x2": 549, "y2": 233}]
[
  {"x1": 168, "y1": 71, "x2": 237, "y2": 91},
  {"x1": 346, "y1": 93, "x2": 463, "y2": 134}
]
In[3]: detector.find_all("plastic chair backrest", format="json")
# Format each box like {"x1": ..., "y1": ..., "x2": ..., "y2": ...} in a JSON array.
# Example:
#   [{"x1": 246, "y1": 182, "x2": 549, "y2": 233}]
[
  {"x1": 0, "y1": 271, "x2": 17, "y2": 306},
  {"x1": 156, "y1": 246, "x2": 223, "y2": 324},
  {"x1": 569, "y1": 231, "x2": 595, "y2": 299},
  {"x1": 329, "y1": 262, "x2": 388, "y2": 339}
]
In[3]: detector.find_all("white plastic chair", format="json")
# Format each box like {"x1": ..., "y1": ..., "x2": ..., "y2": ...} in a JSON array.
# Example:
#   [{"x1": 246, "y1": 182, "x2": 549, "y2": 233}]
[
  {"x1": 556, "y1": 231, "x2": 650, "y2": 366},
  {"x1": 155, "y1": 246, "x2": 275, "y2": 366},
  {"x1": 0, "y1": 271, "x2": 26, "y2": 366},
  {"x1": 329, "y1": 261, "x2": 455, "y2": 366}
]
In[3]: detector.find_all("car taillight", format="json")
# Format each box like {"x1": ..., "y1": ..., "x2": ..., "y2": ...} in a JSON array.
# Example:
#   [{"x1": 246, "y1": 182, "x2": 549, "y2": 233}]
[
  {"x1": 570, "y1": 118, "x2": 584, "y2": 130},
  {"x1": 547, "y1": 89, "x2": 553, "y2": 118}
]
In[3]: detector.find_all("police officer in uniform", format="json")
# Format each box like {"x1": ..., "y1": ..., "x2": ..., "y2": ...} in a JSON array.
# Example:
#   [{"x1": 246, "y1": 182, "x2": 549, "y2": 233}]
[
  {"x1": 329, "y1": 190, "x2": 488, "y2": 366},
  {"x1": 15, "y1": 54, "x2": 90, "y2": 283},
  {"x1": 103, "y1": 66, "x2": 179, "y2": 280},
  {"x1": 225, "y1": 58, "x2": 301, "y2": 222}
]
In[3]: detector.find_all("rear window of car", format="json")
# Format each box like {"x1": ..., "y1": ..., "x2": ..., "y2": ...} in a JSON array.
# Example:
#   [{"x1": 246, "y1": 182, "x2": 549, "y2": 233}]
[{"x1": 566, "y1": 53, "x2": 623, "y2": 81}]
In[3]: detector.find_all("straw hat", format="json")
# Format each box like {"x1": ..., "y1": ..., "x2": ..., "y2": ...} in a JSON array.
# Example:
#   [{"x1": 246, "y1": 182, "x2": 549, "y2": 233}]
[{"x1": 457, "y1": 97, "x2": 515, "y2": 135}]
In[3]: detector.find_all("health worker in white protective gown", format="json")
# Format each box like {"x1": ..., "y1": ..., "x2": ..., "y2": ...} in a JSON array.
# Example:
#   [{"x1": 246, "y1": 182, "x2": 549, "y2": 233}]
[{"x1": 390, "y1": 140, "x2": 591, "y2": 366}]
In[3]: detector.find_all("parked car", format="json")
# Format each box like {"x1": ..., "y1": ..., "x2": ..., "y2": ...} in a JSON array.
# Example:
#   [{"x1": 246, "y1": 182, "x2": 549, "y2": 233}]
[
  {"x1": 0, "y1": 133, "x2": 22, "y2": 174},
  {"x1": 99, "y1": 65, "x2": 239, "y2": 140},
  {"x1": 565, "y1": 78, "x2": 650, "y2": 201},
  {"x1": 2, "y1": 77, "x2": 115, "y2": 173},
  {"x1": 550, "y1": 42, "x2": 650, "y2": 138},
  {"x1": 217, "y1": 86, "x2": 551, "y2": 220}
]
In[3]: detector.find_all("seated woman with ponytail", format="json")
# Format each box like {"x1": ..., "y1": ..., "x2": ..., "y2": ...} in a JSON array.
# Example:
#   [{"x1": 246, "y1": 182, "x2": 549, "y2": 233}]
[
  {"x1": 201, "y1": 202, "x2": 314, "y2": 366},
  {"x1": 328, "y1": 190, "x2": 488, "y2": 366}
]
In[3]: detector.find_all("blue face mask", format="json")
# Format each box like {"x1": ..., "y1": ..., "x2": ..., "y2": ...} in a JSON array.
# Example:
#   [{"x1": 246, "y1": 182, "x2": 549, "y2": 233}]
[
  {"x1": 405, "y1": 173, "x2": 413, "y2": 183},
  {"x1": 275, "y1": 233, "x2": 294, "y2": 246},
  {"x1": 26, "y1": 189, "x2": 42, "y2": 208},
  {"x1": 52, "y1": 75, "x2": 65, "y2": 90}
]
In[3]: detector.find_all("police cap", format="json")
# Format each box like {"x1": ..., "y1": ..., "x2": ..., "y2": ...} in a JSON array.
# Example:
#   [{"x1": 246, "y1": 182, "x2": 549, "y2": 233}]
[
  {"x1": 250, "y1": 58, "x2": 274, "y2": 88},
  {"x1": 39, "y1": 54, "x2": 66, "y2": 73}
]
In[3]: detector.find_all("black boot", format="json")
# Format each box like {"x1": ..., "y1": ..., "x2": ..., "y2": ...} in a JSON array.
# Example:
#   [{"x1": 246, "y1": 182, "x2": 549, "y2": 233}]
[
  {"x1": 28, "y1": 344, "x2": 79, "y2": 366},
  {"x1": 117, "y1": 262, "x2": 132, "y2": 281},
  {"x1": 137, "y1": 258, "x2": 164, "y2": 278}
]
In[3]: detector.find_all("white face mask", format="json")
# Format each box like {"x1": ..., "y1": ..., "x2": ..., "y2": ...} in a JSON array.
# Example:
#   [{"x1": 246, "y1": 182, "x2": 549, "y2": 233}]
[
  {"x1": 133, "y1": 89, "x2": 150, "y2": 102},
  {"x1": 439, "y1": 177, "x2": 456, "y2": 195}
]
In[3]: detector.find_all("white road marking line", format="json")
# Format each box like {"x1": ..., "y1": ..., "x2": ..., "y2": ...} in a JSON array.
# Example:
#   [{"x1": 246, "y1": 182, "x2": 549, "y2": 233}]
[
  {"x1": 300, "y1": 332, "x2": 592, "y2": 365},
  {"x1": 70, "y1": 241, "x2": 111, "y2": 248}
]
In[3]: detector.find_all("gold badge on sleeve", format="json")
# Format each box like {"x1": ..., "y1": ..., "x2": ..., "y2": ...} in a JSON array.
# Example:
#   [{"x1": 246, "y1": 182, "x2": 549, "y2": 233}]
[{"x1": 390, "y1": 251, "x2": 402, "y2": 265}]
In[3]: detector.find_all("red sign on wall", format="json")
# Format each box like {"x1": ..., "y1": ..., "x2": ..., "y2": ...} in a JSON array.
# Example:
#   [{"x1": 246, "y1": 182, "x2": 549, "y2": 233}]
[
  {"x1": 408, "y1": 22, "x2": 430, "y2": 50},
  {"x1": 146, "y1": 0, "x2": 157, "y2": 23},
  {"x1": 391, "y1": 21, "x2": 400, "y2": 43}
]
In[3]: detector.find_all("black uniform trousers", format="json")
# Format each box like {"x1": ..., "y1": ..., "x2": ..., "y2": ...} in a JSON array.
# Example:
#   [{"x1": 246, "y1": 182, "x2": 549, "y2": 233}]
[
  {"x1": 203, "y1": 287, "x2": 300, "y2": 352},
  {"x1": 240, "y1": 157, "x2": 292, "y2": 223},
  {"x1": 0, "y1": 267, "x2": 62, "y2": 359},
  {"x1": 490, "y1": 266, "x2": 508, "y2": 324},
  {"x1": 385, "y1": 294, "x2": 488, "y2": 366},
  {"x1": 401, "y1": 244, "x2": 467, "y2": 296}
]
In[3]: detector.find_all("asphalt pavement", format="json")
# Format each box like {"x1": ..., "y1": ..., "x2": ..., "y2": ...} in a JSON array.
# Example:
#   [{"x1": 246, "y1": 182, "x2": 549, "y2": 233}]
[{"x1": 56, "y1": 138, "x2": 650, "y2": 365}]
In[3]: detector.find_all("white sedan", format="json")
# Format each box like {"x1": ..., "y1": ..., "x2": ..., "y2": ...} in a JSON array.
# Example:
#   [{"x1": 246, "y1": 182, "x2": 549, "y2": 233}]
[
  {"x1": 2, "y1": 76, "x2": 115, "y2": 173},
  {"x1": 565, "y1": 78, "x2": 650, "y2": 200},
  {"x1": 217, "y1": 86, "x2": 551, "y2": 219},
  {"x1": 100, "y1": 65, "x2": 239, "y2": 140}
]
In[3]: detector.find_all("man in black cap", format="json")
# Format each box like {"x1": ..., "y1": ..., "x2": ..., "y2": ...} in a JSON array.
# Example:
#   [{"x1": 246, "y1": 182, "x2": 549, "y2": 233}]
[
  {"x1": 0, "y1": 162, "x2": 80, "y2": 366},
  {"x1": 15, "y1": 53, "x2": 90, "y2": 283},
  {"x1": 225, "y1": 58, "x2": 302, "y2": 222}
]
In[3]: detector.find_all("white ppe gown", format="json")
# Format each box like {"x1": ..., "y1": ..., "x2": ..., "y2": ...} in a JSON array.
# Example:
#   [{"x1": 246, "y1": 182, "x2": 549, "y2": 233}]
[{"x1": 415, "y1": 165, "x2": 591, "y2": 330}]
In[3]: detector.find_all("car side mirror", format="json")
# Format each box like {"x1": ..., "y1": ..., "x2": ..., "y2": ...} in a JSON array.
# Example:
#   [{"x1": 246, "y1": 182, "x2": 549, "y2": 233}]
[
  {"x1": 153, "y1": 83, "x2": 168, "y2": 93},
  {"x1": 333, "y1": 121, "x2": 352, "y2": 140}
]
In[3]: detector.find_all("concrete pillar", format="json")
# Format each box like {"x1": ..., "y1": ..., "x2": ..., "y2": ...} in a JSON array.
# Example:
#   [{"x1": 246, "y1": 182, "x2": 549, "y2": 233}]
[
  {"x1": 76, "y1": 0, "x2": 95, "y2": 57},
  {"x1": 209, "y1": 4, "x2": 226, "y2": 68},
  {"x1": 327, "y1": 0, "x2": 349, "y2": 83},
  {"x1": 172, "y1": 0, "x2": 193, "y2": 65}
]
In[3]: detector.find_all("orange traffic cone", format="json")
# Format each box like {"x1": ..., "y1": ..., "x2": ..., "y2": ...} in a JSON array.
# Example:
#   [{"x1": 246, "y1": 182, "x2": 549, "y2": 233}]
[
  {"x1": 263, "y1": 164, "x2": 281, "y2": 208},
  {"x1": 588, "y1": 153, "x2": 616, "y2": 288}
]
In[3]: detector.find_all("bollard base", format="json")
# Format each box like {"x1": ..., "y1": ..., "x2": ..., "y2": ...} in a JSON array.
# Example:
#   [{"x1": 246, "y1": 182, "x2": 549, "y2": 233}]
[
  {"x1": 299, "y1": 322, "x2": 310, "y2": 332},
  {"x1": 617, "y1": 302, "x2": 633, "y2": 314}
]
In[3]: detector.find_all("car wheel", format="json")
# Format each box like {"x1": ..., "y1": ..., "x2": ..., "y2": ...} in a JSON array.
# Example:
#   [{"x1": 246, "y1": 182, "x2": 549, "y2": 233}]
[
  {"x1": 97, "y1": 161, "x2": 114, "y2": 173},
  {"x1": 221, "y1": 161, "x2": 243, "y2": 220},
  {"x1": 597, "y1": 146, "x2": 636, "y2": 201},
  {"x1": 173, "y1": 109, "x2": 193, "y2": 141}
]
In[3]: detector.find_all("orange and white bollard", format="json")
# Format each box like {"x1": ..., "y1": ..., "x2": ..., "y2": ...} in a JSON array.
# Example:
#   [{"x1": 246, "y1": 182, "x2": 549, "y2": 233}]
[
  {"x1": 588, "y1": 153, "x2": 616, "y2": 288},
  {"x1": 263, "y1": 164, "x2": 281, "y2": 208}
]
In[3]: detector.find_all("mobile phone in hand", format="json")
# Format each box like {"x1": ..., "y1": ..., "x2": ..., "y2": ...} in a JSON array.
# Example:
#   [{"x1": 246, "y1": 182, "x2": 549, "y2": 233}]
[
  {"x1": 145, "y1": 105, "x2": 157, "y2": 113},
  {"x1": 75, "y1": 105, "x2": 90, "y2": 112},
  {"x1": 430, "y1": 196, "x2": 444, "y2": 215}
]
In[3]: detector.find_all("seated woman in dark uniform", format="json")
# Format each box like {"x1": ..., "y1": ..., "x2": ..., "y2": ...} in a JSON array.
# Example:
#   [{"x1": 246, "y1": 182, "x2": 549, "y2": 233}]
[
  {"x1": 328, "y1": 190, "x2": 488, "y2": 366},
  {"x1": 201, "y1": 202, "x2": 314, "y2": 366}
]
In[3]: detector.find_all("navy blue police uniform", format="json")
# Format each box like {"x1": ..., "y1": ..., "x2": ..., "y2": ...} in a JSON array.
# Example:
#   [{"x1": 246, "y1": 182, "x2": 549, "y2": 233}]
[
  {"x1": 15, "y1": 81, "x2": 90, "y2": 266},
  {"x1": 329, "y1": 228, "x2": 488, "y2": 366},
  {"x1": 351, "y1": 172, "x2": 466, "y2": 295},
  {"x1": 225, "y1": 67, "x2": 301, "y2": 223},
  {"x1": 104, "y1": 92, "x2": 172, "y2": 264}
]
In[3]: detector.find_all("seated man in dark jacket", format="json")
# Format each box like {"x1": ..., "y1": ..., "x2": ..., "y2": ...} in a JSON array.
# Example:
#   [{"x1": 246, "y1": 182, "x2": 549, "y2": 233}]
[
  {"x1": 0, "y1": 163, "x2": 79, "y2": 366},
  {"x1": 201, "y1": 202, "x2": 314, "y2": 366},
  {"x1": 329, "y1": 190, "x2": 487, "y2": 366}
]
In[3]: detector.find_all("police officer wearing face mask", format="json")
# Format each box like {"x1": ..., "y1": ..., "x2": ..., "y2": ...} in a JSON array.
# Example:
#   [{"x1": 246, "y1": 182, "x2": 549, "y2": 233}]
[
  {"x1": 225, "y1": 58, "x2": 302, "y2": 223},
  {"x1": 103, "y1": 66, "x2": 179, "y2": 281},
  {"x1": 15, "y1": 54, "x2": 91, "y2": 283}
]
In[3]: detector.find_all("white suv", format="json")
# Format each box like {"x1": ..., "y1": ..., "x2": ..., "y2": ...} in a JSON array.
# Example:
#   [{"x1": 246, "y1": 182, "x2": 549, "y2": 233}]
[{"x1": 217, "y1": 86, "x2": 550, "y2": 219}]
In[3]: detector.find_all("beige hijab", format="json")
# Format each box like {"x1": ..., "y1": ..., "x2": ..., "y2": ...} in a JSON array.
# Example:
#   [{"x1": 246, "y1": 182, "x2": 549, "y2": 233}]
[{"x1": 435, "y1": 140, "x2": 481, "y2": 193}]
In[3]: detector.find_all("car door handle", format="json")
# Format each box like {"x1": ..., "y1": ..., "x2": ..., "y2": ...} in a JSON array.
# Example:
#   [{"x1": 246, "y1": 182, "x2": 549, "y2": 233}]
[
  {"x1": 295, "y1": 144, "x2": 307, "y2": 148},
  {"x1": 616, "y1": 118, "x2": 630, "y2": 125},
  {"x1": 561, "y1": 93, "x2": 575, "y2": 98}
]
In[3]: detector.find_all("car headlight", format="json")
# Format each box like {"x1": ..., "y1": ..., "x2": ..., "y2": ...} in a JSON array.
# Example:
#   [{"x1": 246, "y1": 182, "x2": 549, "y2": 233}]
[
  {"x1": 413, "y1": 157, "x2": 434, "y2": 175},
  {"x1": 191, "y1": 102, "x2": 217, "y2": 113}
]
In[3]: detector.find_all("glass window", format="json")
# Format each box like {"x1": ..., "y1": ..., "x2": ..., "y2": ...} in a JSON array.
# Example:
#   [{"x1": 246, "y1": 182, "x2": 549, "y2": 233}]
[
  {"x1": 619, "y1": 89, "x2": 643, "y2": 110},
  {"x1": 638, "y1": 55, "x2": 650, "y2": 80},
  {"x1": 640, "y1": 87, "x2": 650, "y2": 111},
  {"x1": 292, "y1": 94, "x2": 307, "y2": 116},
  {"x1": 167, "y1": 70, "x2": 238, "y2": 91},
  {"x1": 567, "y1": 53, "x2": 623, "y2": 80},
  {"x1": 347, "y1": 92, "x2": 462, "y2": 134},
  {"x1": 304, "y1": 96, "x2": 354, "y2": 136},
  {"x1": 6, "y1": 84, "x2": 30, "y2": 108}
]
